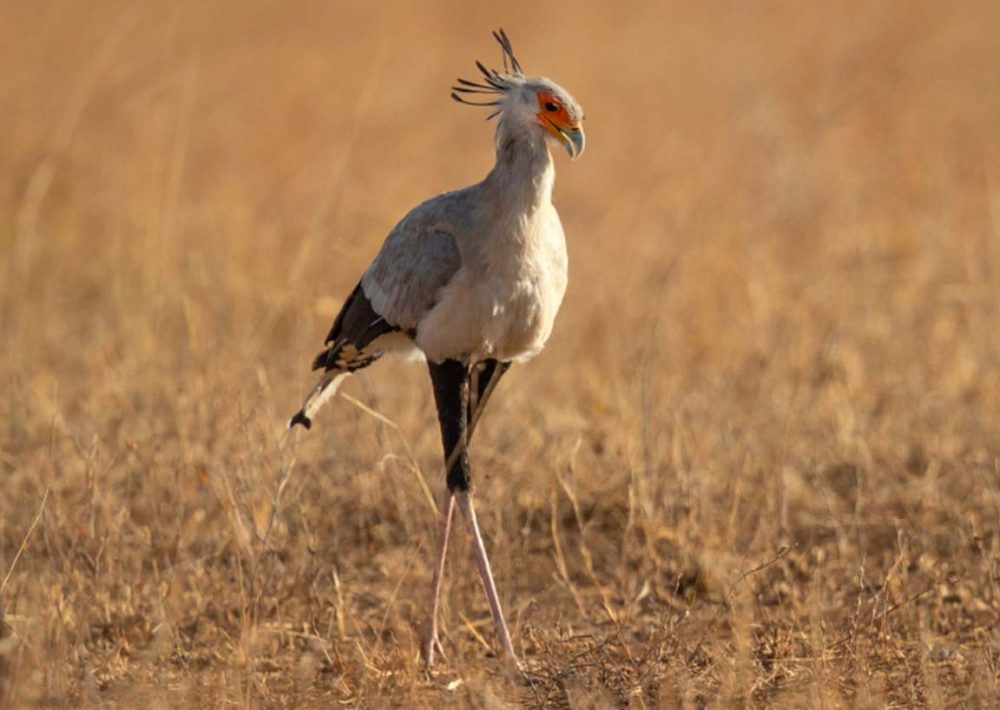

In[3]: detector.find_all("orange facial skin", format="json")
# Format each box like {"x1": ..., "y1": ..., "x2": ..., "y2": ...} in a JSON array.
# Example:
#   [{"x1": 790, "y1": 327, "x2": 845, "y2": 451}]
[{"x1": 535, "y1": 91, "x2": 579, "y2": 131}]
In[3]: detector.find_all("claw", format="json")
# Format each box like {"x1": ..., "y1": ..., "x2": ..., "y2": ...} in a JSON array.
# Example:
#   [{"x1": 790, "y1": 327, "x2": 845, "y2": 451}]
[{"x1": 421, "y1": 626, "x2": 448, "y2": 667}]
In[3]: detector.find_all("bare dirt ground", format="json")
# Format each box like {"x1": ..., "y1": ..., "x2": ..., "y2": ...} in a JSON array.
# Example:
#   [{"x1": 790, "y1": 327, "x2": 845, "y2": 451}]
[{"x1": 1, "y1": 1, "x2": 998, "y2": 706}]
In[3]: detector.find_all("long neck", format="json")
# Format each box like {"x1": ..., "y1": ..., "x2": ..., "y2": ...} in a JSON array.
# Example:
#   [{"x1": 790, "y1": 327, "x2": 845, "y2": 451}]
[{"x1": 480, "y1": 118, "x2": 555, "y2": 214}]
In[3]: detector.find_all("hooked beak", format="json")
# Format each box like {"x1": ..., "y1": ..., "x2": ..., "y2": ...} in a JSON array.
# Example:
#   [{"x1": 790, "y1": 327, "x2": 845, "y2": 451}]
[
  {"x1": 560, "y1": 126, "x2": 585, "y2": 160},
  {"x1": 543, "y1": 119, "x2": 586, "y2": 160}
]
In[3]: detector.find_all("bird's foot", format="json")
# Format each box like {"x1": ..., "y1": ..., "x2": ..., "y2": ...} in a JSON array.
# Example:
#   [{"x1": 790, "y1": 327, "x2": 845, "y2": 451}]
[
  {"x1": 500, "y1": 649, "x2": 524, "y2": 681},
  {"x1": 421, "y1": 628, "x2": 447, "y2": 668}
]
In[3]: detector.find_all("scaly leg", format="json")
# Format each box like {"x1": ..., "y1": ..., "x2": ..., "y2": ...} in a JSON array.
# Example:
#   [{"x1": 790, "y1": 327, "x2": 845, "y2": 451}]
[
  {"x1": 423, "y1": 489, "x2": 456, "y2": 666},
  {"x1": 456, "y1": 490, "x2": 518, "y2": 665}
]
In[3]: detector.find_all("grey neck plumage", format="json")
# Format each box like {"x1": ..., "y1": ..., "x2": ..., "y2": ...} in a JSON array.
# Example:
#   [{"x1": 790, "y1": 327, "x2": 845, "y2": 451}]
[{"x1": 481, "y1": 117, "x2": 555, "y2": 214}]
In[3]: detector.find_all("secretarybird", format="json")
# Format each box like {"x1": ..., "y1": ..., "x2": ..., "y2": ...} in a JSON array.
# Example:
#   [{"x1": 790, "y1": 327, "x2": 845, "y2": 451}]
[{"x1": 288, "y1": 29, "x2": 584, "y2": 667}]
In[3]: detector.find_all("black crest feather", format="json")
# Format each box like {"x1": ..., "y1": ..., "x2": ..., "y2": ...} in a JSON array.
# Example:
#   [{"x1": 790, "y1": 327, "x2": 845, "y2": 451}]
[
  {"x1": 450, "y1": 28, "x2": 525, "y2": 119},
  {"x1": 492, "y1": 28, "x2": 523, "y2": 76}
]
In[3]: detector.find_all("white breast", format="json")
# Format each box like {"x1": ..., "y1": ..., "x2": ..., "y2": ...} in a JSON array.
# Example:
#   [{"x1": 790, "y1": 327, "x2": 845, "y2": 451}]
[{"x1": 416, "y1": 204, "x2": 568, "y2": 364}]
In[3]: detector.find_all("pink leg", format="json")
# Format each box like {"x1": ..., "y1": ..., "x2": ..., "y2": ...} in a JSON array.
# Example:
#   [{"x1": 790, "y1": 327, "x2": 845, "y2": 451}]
[
  {"x1": 456, "y1": 490, "x2": 519, "y2": 665},
  {"x1": 423, "y1": 490, "x2": 455, "y2": 666}
]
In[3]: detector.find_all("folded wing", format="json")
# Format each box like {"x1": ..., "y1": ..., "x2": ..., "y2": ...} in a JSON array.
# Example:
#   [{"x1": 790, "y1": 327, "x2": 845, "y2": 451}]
[{"x1": 289, "y1": 204, "x2": 463, "y2": 429}]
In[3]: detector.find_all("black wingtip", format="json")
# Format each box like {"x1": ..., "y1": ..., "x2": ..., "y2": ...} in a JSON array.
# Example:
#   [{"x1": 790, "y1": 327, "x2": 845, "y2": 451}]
[{"x1": 288, "y1": 411, "x2": 312, "y2": 430}]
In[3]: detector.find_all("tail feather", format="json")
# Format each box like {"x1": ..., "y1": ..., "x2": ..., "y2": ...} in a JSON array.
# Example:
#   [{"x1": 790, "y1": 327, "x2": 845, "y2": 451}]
[
  {"x1": 287, "y1": 371, "x2": 348, "y2": 429},
  {"x1": 291, "y1": 280, "x2": 399, "y2": 430},
  {"x1": 311, "y1": 349, "x2": 330, "y2": 370}
]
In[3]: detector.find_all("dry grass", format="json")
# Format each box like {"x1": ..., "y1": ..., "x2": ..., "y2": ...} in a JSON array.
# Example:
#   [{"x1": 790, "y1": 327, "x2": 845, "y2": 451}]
[{"x1": 2, "y1": 0, "x2": 999, "y2": 706}]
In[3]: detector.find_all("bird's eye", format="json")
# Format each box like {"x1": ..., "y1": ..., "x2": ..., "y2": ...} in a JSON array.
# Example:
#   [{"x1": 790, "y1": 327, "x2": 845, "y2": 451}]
[{"x1": 544, "y1": 101, "x2": 559, "y2": 112}]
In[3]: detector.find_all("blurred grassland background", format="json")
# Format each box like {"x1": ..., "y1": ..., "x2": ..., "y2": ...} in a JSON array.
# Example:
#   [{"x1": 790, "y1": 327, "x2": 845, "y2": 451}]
[{"x1": 1, "y1": 0, "x2": 999, "y2": 706}]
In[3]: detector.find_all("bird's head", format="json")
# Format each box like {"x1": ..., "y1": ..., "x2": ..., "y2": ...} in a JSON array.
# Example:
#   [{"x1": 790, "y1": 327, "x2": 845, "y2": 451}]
[{"x1": 451, "y1": 30, "x2": 585, "y2": 160}]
